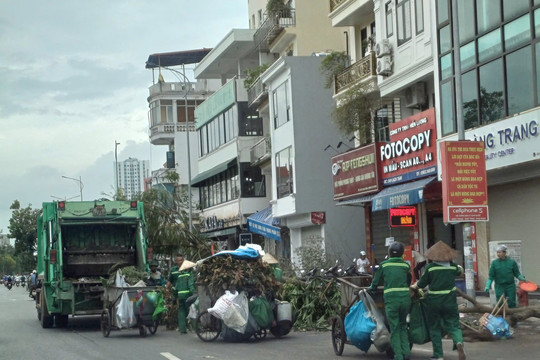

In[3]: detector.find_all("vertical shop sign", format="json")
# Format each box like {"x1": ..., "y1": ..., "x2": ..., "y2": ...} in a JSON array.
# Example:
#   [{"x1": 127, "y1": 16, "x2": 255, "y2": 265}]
[{"x1": 440, "y1": 141, "x2": 489, "y2": 222}]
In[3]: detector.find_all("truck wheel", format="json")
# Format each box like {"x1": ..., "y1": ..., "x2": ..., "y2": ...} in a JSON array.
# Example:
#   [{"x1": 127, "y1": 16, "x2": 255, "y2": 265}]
[
  {"x1": 55, "y1": 314, "x2": 69, "y2": 328},
  {"x1": 40, "y1": 292, "x2": 54, "y2": 328}
]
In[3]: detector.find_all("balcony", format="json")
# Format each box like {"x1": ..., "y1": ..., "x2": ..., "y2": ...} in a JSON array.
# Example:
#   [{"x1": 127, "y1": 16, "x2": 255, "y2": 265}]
[
  {"x1": 329, "y1": 0, "x2": 374, "y2": 27},
  {"x1": 148, "y1": 121, "x2": 196, "y2": 146},
  {"x1": 148, "y1": 82, "x2": 188, "y2": 97},
  {"x1": 250, "y1": 136, "x2": 271, "y2": 166},
  {"x1": 334, "y1": 52, "x2": 377, "y2": 95},
  {"x1": 254, "y1": 9, "x2": 296, "y2": 52},
  {"x1": 330, "y1": 0, "x2": 347, "y2": 12},
  {"x1": 247, "y1": 77, "x2": 268, "y2": 108}
]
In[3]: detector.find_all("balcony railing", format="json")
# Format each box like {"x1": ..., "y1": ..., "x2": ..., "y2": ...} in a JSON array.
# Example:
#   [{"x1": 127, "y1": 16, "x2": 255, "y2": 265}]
[
  {"x1": 254, "y1": 9, "x2": 296, "y2": 52},
  {"x1": 334, "y1": 52, "x2": 377, "y2": 95},
  {"x1": 330, "y1": 0, "x2": 347, "y2": 12},
  {"x1": 250, "y1": 136, "x2": 271, "y2": 165},
  {"x1": 148, "y1": 82, "x2": 188, "y2": 97},
  {"x1": 149, "y1": 122, "x2": 196, "y2": 137},
  {"x1": 247, "y1": 77, "x2": 268, "y2": 108}
]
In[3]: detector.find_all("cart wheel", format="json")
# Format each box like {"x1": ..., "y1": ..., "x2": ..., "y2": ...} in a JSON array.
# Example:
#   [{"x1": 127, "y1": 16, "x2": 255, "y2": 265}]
[
  {"x1": 195, "y1": 310, "x2": 221, "y2": 342},
  {"x1": 253, "y1": 328, "x2": 267, "y2": 340},
  {"x1": 331, "y1": 316, "x2": 346, "y2": 356},
  {"x1": 147, "y1": 320, "x2": 158, "y2": 335},
  {"x1": 101, "y1": 309, "x2": 111, "y2": 337},
  {"x1": 139, "y1": 325, "x2": 147, "y2": 337}
]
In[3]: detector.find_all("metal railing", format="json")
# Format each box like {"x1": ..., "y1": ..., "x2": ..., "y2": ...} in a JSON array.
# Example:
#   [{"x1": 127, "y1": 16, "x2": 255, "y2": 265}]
[
  {"x1": 330, "y1": 0, "x2": 348, "y2": 12},
  {"x1": 149, "y1": 123, "x2": 196, "y2": 137},
  {"x1": 250, "y1": 136, "x2": 271, "y2": 165},
  {"x1": 247, "y1": 77, "x2": 267, "y2": 107},
  {"x1": 254, "y1": 9, "x2": 296, "y2": 52},
  {"x1": 334, "y1": 52, "x2": 377, "y2": 95}
]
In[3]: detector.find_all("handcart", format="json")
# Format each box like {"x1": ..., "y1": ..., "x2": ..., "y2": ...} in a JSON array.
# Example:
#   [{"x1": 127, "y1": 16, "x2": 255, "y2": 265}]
[
  {"x1": 100, "y1": 285, "x2": 160, "y2": 337},
  {"x1": 331, "y1": 276, "x2": 397, "y2": 358}
]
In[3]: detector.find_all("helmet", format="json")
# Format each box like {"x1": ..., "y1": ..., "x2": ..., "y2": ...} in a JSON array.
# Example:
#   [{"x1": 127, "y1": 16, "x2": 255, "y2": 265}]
[
  {"x1": 388, "y1": 242, "x2": 405, "y2": 258},
  {"x1": 32, "y1": 270, "x2": 37, "y2": 274},
  {"x1": 360, "y1": 251, "x2": 367, "y2": 256},
  {"x1": 149, "y1": 260, "x2": 159, "y2": 267},
  {"x1": 496, "y1": 245, "x2": 507, "y2": 252}
]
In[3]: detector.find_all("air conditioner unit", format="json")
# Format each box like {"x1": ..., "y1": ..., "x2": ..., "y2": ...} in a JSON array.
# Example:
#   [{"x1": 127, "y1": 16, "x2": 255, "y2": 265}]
[
  {"x1": 376, "y1": 55, "x2": 393, "y2": 76},
  {"x1": 405, "y1": 82, "x2": 427, "y2": 108},
  {"x1": 375, "y1": 39, "x2": 392, "y2": 58}
]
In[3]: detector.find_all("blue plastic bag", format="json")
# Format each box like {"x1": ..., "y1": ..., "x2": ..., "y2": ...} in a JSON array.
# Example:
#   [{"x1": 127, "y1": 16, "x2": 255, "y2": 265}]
[{"x1": 344, "y1": 300, "x2": 376, "y2": 352}]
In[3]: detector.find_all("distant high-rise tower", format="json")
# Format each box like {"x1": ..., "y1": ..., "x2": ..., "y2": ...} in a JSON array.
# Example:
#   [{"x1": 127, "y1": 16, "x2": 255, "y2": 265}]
[{"x1": 114, "y1": 158, "x2": 149, "y2": 199}]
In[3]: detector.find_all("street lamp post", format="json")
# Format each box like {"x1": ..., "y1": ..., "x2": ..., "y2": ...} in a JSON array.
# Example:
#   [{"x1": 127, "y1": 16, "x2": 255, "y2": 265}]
[
  {"x1": 61, "y1": 176, "x2": 83, "y2": 201},
  {"x1": 182, "y1": 63, "x2": 193, "y2": 233},
  {"x1": 115, "y1": 140, "x2": 121, "y2": 197}
]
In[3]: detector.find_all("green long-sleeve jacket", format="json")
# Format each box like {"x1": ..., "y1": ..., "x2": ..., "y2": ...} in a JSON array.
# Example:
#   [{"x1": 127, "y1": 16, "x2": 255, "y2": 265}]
[
  {"x1": 488, "y1": 257, "x2": 524, "y2": 286},
  {"x1": 417, "y1": 262, "x2": 462, "y2": 294},
  {"x1": 369, "y1": 257, "x2": 411, "y2": 295},
  {"x1": 168, "y1": 266, "x2": 195, "y2": 300}
]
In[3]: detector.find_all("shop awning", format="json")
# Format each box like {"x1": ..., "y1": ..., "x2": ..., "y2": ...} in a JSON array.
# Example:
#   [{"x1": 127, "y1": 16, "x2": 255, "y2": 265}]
[
  {"x1": 247, "y1": 206, "x2": 281, "y2": 241},
  {"x1": 336, "y1": 193, "x2": 378, "y2": 206},
  {"x1": 371, "y1": 176, "x2": 436, "y2": 211},
  {"x1": 191, "y1": 159, "x2": 236, "y2": 186}
]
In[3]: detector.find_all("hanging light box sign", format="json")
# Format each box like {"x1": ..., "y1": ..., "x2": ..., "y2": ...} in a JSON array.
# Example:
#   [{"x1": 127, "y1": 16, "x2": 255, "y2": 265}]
[{"x1": 390, "y1": 206, "x2": 417, "y2": 227}]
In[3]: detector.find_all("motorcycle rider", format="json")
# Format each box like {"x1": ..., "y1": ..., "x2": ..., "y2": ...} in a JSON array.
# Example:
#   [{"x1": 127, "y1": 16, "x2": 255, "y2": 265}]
[{"x1": 29, "y1": 270, "x2": 38, "y2": 297}]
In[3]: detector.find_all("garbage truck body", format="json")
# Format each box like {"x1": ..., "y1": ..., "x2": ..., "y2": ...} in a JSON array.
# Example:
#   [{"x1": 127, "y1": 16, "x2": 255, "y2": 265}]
[{"x1": 36, "y1": 200, "x2": 150, "y2": 328}]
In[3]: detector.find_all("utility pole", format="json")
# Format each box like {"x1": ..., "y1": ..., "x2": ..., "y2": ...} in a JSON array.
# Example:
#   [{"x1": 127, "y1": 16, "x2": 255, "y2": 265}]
[{"x1": 115, "y1": 141, "x2": 121, "y2": 198}]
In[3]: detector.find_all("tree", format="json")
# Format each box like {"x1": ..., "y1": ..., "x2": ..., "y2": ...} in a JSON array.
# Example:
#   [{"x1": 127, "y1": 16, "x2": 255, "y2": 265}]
[
  {"x1": 0, "y1": 244, "x2": 17, "y2": 274},
  {"x1": 140, "y1": 186, "x2": 210, "y2": 262},
  {"x1": 319, "y1": 51, "x2": 349, "y2": 89},
  {"x1": 8, "y1": 200, "x2": 41, "y2": 271}
]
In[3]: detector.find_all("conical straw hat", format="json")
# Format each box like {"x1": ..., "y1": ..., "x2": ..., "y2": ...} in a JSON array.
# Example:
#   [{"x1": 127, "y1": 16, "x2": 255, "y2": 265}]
[
  {"x1": 179, "y1": 260, "x2": 196, "y2": 271},
  {"x1": 424, "y1": 241, "x2": 457, "y2": 261},
  {"x1": 262, "y1": 253, "x2": 278, "y2": 264}
]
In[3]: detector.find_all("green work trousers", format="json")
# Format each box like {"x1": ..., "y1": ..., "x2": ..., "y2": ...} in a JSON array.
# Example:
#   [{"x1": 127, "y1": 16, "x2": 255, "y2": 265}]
[
  {"x1": 177, "y1": 299, "x2": 189, "y2": 333},
  {"x1": 424, "y1": 294, "x2": 463, "y2": 359},
  {"x1": 495, "y1": 283, "x2": 517, "y2": 308},
  {"x1": 384, "y1": 293, "x2": 411, "y2": 360}
]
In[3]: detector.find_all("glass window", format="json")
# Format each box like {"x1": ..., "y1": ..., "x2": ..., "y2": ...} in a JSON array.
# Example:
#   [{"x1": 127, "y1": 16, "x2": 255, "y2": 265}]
[
  {"x1": 477, "y1": 0, "x2": 501, "y2": 34},
  {"x1": 397, "y1": 0, "x2": 412, "y2": 45},
  {"x1": 503, "y1": 0, "x2": 529, "y2": 21},
  {"x1": 440, "y1": 53, "x2": 453, "y2": 80},
  {"x1": 439, "y1": 25, "x2": 451, "y2": 53},
  {"x1": 437, "y1": 0, "x2": 448, "y2": 25},
  {"x1": 441, "y1": 81, "x2": 455, "y2": 135},
  {"x1": 457, "y1": 0, "x2": 475, "y2": 44},
  {"x1": 273, "y1": 81, "x2": 289, "y2": 129},
  {"x1": 479, "y1": 59, "x2": 504, "y2": 124},
  {"x1": 460, "y1": 41, "x2": 476, "y2": 70},
  {"x1": 415, "y1": 0, "x2": 424, "y2": 34},
  {"x1": 275, "y1": 147, "x2": 294, "y2": 199},
  {"x1": 506, "y1": 46, "x2": 533, "y2": 115},
  {"x1": 504, "y1": 15, "x2": 531, "y2": 51},
  {"x1": 462, "y1": 70, "x2": 479, "y2": 130},
  {"x1": 536, "y1": 8, "x2": 540, "y2": 37},
  {"x1": 478, "y1": 29, "x2": 502, "y2": 63},
  {"x1": 386, "y1": 2, "x2": 394, "y2": 37}
]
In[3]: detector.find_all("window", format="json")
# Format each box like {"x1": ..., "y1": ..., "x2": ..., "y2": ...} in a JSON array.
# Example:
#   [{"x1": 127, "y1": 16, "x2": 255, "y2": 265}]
[
  {"x1": 238, "y1": 103, "x2": 263, "y2": 136},
  {"x1": 477, "y1": 0, "x2": 501, "y2": 34},
  {"x1": 504, "y1": 15, "x2": 531, "y2": 51},
  {"x1": 240, "y1": 163, "x2": 266, "y2": 197},
  {"x1": 479, "y1": 59, "x2": 504, "y2": 124},
  {"x1": 415, "y1": 0, "x2": 424, "y2": 34},
  {"x1": 440, "y1": 53, "x2": 453, "y2": 80},
  {"x1": 439, "y1": 25, "x2": 451, "y2": 53},
  {"x1": 462, "y1": 70, "x2": 478, "y2": 129},
  {"x1": 198, "y1": 165, "x2": 239, "y2": 209},
  {"x1": 506, "y1": 46, "x2": 533, "y2": 115},
  {"x1": 160, "y1": 100, "x2": 173, "y2": 123},
  {"x1": 396, "y1": 0, "x2": 412, "y2": 45},
  {"x1": 460, "y1": 41, "x2": 476, "y2": 70},
  {"x1": 457, "y1": 0, "x2": 475, "y2": 43},
  {"x1": 275, "y1": 147, "x2": 294, "y2": 199},
  {"x1": 437, "y1": 0, "x2": 449, "y2": 25},
  {"x1": 441, "y1": 81, "x2": 455, "y2": 135},
  {"x1": 478, "y1": 29, "x2": 502, "y2": 63},
  {"x1": 273, "y1": 81, "x2": 290, "y2": 129},
  {"x1": 386, "y1": 2, "x2": 394, "y2": 37},
  {"x1": 503, "y1": 0, "x2": 529, "y2": 21}
]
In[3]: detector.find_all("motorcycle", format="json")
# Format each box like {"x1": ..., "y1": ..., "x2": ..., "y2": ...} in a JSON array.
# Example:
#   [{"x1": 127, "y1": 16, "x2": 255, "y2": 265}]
[{"x1": 6, "y1": 281, "x2": 13, "y2": 290}]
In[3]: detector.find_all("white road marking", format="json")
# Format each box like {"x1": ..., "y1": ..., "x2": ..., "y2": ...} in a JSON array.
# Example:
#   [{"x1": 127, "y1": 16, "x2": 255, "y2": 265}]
[{"x1": 160, "y1": 352, "x2": 182, "y2": 360}]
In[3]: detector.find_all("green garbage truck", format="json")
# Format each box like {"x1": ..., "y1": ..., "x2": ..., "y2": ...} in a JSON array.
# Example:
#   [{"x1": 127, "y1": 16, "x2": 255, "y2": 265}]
[{"x1": 36, "y1": 200, "x2": 151, "y2": 328}]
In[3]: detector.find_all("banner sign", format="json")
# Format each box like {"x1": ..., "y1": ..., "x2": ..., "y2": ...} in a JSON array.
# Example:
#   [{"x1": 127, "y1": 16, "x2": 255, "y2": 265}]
[
  {"x1": 380, "y1": 108, "x2": 438, "y2": 185},
  {"x1": 332, "y1": 143, "x2": 382, "y2": 200},
  {"x1": 440, "y1": 140, "x2": 489, "y2": 222}
]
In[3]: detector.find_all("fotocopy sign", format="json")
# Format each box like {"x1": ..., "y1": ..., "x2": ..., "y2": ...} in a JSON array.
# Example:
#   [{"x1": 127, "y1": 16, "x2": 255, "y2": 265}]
[
  {"x1": 380, "y1": 108, "x2": 438, "y2": 185},
  {"x1": 440, "y1": 140, "x2": 489, "y2": 222},
  {"x1": 331, "y1": 143, "x2": 382, "y2": 200}
]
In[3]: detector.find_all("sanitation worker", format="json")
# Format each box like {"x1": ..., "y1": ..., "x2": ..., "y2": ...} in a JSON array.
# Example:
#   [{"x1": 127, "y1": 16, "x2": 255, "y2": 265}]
[
  {"x1": 411, "y1": 241, "x2": 466, "y2": 360},
  {"x1": 369, "y1": 242, "x2": 411, "y2": 360},
  {"x1": 485, "y1": 244, "x2": 526, "y2": 308},
  {"x1": 168, "y1": 253, "x2": 195, "y2": 334},
  {"x1": 147, "y1": 260, "x2": 165, "y2": 286}
]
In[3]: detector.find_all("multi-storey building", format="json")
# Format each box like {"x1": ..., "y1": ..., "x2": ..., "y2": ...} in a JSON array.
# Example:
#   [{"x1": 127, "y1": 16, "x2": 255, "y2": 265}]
[
  {"x1": 189, "y1": 0, "x2": 366, "y2": 265},
  {"x1": 114, "y1": 157, "x2": 150, "y2": 200}
]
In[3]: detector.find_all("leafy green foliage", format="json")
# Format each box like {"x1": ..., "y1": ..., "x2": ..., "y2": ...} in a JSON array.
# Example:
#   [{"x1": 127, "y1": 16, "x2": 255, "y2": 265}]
[
  {"x1": 279, "y1": 278, "x2": 341, "y2": 331},
  {"x1": 294, "y1": 236, "x2": 335, "y2": 272},
  {"x1": 319, "y1": 51, "x2": 349, "y2": 89},
  {"x1": 7, "y1": 200, "x2": 41, "y2": 272},
  {"x1": 244, "y1": 63, "x2": 270, "y2": 89},
  {"x1": 0, "y1": 245, "x2": 17, "y2": 274}
]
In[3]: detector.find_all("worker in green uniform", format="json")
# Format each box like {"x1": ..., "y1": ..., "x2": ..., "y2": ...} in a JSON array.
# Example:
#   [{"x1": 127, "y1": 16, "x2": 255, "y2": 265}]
[
  {"x1": 369, "y1": 242, "x2": 411, "y2": 360},
  {"x1": 411, "y1": 241, "x2": 466, "y2": 360},
  {"x1": 485, "y1": 244, "x2": 526, "y2": 308},
  {"x1": 167, "y1": 253, "x2": 195, "y2": 334}
]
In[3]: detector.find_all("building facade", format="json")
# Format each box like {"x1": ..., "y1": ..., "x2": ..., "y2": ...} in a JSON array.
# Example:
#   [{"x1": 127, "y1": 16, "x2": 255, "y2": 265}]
[{"x1": 114, "y1": 157, "x2": 149, "y2": 200}]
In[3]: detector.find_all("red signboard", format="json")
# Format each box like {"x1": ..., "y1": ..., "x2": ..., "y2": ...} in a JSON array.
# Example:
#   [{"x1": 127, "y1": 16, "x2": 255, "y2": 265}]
[
  {"x1": 332, "y1": 143, "x2": 382, "y2": 200},
  {"x1": 311, "y1": 212, "x2": 326, "y2": 225},
  {"x1": 380, "y1": 108, "x2": 438, "y2": 185},
  {"x1": 440, "y1": 141, "x2": 489, "y2": 222},
  {"x1": 390, "y1": 206, "x2": 417, "y2": 227}
]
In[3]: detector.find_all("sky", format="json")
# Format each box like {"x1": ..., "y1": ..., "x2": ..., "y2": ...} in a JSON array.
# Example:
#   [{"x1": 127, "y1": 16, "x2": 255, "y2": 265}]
[{"x1": 0, "y1": 0, "x2": 249, "y2": 236}]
